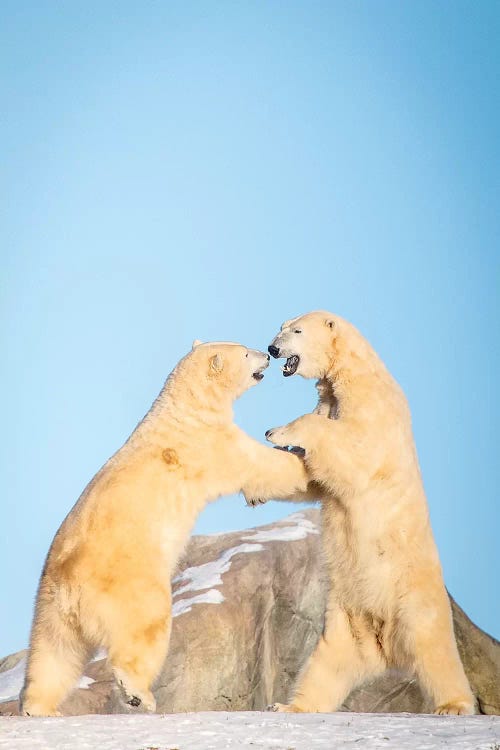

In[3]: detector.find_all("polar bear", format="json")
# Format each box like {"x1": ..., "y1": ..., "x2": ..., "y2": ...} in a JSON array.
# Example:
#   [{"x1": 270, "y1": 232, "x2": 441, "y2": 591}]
[
  {"x1": 264, "y1": 311, "x2": 475, "y2": 716},
  {"x1": 20, "y1": 341, "x2": 309, "y2": 717}
]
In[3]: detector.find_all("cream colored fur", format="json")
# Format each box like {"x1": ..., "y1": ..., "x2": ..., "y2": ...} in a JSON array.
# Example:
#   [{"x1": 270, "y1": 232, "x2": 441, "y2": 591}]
[
  {"x1": 265, "y1": 311, "x2": 475, "y2": 716},
  {"x1": 21, "y1": 342, "x2": 308, "y2": 717}
]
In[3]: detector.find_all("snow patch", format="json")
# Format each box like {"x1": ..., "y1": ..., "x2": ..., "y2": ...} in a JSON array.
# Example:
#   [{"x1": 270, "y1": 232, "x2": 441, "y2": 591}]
[
  {"x1": 173, "y1": 543, "x2": 263, "y2": 597},
  {"x1": 243, "y1": 513, "x2": 319, "y2": 543},
  {"x1": 91, "y1": 648, "x2": 107, "y2": 662},
  {"x1": 172, "y1": 589, "x2": 225, "y2": 618},
  {"x1": 171, "y1": 543, "x2": 262, "y2": 617},
  {"x1": 171, "y1": 514, "x2": 319, "y2": 617},
  {"x1": 0, "y1": 657, "x2": 94, "y2": 703},
  {"x1": 0, "y1": 657, "x2": 25, "y2": 702},
  {"x1": 77, "y1": 675, "x2": 95, "y2": 690}
]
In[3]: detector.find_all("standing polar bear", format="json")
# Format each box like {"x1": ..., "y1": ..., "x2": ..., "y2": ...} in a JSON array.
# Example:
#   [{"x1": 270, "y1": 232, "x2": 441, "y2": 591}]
[
  {"x1": 265, "y1": 311, "x2": 475, "y2": 716},
  {"x1": 21, "y1": 341, "x2": 309, "y2": 717}
]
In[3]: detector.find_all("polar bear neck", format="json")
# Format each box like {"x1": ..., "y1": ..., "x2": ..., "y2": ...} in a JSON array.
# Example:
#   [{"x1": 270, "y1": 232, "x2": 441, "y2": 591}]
[
  {"x1": 141, "y1": 360, "x2": 235, "y2": 432},
  {"x1": 326, "y1": 325, "x2": 405, "y2": 420}
]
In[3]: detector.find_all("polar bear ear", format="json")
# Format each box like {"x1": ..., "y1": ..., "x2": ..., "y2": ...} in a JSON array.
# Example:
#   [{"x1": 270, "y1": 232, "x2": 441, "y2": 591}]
[
  {"x1": 192, "y1": 339, "x2": 203, "y2": 349},
  {"x1": 209, "y1": 353, "x2": 224, "y2": 373},
  {"x1": 325, "y1": 319, "x2": 335, "y2": 329}
]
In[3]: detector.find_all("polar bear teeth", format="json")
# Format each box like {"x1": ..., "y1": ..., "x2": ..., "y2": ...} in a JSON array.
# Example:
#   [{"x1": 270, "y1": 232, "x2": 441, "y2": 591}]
[{"x1": 282, "y1": 355, "x2": 300, "y2": 377}]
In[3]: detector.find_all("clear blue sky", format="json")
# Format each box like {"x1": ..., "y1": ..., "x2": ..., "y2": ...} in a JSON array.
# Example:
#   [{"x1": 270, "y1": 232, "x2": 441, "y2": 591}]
[{"x1": 1, "y1": 1, "x2": 498, "y2": 657}]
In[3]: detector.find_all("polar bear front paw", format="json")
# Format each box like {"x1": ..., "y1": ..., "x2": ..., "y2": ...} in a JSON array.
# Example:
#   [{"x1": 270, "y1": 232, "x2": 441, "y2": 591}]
[
  {"x1": 288, "y1": 445, "x2": 306, "y2": 457},
  {"x1": 265, "y1": 425, "x2": 306, "y2": 455},
  {"x1": 264, "y1": 432, "x2": 307, "y2": 457},
  {"x1": 245, "y1": 496, "x2": 267, "y2": 507},
  {"x1": 266, "y1": 413, "x2": 326, "y2": 452}
]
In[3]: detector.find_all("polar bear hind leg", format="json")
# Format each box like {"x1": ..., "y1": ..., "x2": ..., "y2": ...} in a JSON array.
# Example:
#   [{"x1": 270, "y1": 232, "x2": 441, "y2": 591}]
[
  {"x1": 21, "y1": 608, "x2": 93, "y2": 717},
  {"x1": 400, "y1": 599, "x2": 475, "y2": 715},
  {"x1": 105, "y1": 588, "x2": 172, "y2": 712},
  {"x1": 270, "y1": 608, "x2": 386, "y2": 713}
]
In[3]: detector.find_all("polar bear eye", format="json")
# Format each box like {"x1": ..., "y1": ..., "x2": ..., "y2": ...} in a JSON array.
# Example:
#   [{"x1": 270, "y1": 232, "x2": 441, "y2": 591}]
[
  {"x1": 294, "y1": 329, "x2": 302, "y2": 334},
  {"x1": 245, "y1": 353, "x2": 248, "y2": 358}
]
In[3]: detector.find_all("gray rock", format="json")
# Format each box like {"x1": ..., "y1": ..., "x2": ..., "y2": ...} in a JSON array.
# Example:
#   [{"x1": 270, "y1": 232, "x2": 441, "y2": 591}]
[{"x1": 0, "y1": 509, "x2": 498, "y2": 715}]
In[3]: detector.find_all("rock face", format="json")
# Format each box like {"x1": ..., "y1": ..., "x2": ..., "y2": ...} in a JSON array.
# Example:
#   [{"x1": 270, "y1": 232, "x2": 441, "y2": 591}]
[{"x1": 1, "y1": 510, "x2": 498, "y2": 716}]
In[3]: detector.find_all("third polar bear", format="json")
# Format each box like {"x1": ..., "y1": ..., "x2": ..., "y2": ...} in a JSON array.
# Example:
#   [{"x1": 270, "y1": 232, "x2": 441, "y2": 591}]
[
  {"x1": 265, "y1": 311, "x2": 475, "y2": 715},
  {"x1": 21, "y1": 341, "x2": 308, "y2": 717}
]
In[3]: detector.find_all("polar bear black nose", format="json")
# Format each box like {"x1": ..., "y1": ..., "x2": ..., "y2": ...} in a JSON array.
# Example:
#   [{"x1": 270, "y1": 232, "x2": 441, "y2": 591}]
[{"x1": 268, "y1": 345, "x2": 280, "y2": 358}]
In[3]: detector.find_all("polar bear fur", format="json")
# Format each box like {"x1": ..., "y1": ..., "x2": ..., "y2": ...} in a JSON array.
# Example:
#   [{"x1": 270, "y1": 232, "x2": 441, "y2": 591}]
[
  {"x1": 21, "y1": 341, "x2": 309, "y2": 717},
  {"x1": 265, "y1": 311, "x2": 475, "y2": 716}
]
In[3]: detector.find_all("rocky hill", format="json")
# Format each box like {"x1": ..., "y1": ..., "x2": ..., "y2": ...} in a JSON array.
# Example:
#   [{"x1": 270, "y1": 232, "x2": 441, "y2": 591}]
[{"x1": 1, "y1": 510, "x2": 498, "y2": 716}]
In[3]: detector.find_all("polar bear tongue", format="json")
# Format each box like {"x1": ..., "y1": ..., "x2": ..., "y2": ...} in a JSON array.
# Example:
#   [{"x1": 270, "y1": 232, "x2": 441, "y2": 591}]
[{"x1": 282, "y1": 355, "x2": 300, "y2": 377}]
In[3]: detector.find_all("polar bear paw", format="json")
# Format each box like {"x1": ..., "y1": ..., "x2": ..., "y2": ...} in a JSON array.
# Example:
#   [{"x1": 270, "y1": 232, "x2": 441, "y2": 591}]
[
  {"x1": 265, "y1": 429, "x2": 306, "y2": 456},
  {"x1": 265, "y1": 414, "x2": 323, "y2": 452},
  {"x1": 245, "y1": 496, "x2": 267, "y2": 507},
  {"x1": 115, "y1": 677, "x2": 156, "y2": 713},
  {"x1": 434, "y1": 700, "x2": 475, "y2": 716},
  {"x1": 22, "y1": 706, "x2": 63, "y2": 717},
  {"x1": 267, "y1": 702, "x2": 297, "y2": 712}
]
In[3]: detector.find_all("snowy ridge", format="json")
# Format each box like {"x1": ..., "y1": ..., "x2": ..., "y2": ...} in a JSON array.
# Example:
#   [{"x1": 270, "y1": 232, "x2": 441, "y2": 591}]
[{"x1": 0, "y1": 711, "x2": 498, "y2": 749}]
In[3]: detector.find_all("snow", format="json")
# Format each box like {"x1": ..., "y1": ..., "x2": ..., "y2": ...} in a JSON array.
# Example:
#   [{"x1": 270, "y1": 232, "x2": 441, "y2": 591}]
[
  {"x1": 77, "y1": 676, "x2": 95, "y2": 690},
  {"x1": 171, "y1": 513, "x2": 319, "y2": 618},
  {"x1": 172, "y1": 588, "x2": 225, "y2": 617},
  {"x1": 0, "y1": 657, "x2": 94, "y2": 703},
  {"x1": 243, "y1": 512, "x2": 319, "y2": 543},
  {"x1": 0, "y1": 711, "x2": 498, "y2": 749},
  {"x1": 0, "y1": 658, "x2": 25, "y2": 703},
  {"x1": 92, "y1": 648, "x2": 107, "y2": 662},
  {"x1": 173, "y1": 543, "x2": 264, "y2": 597}
]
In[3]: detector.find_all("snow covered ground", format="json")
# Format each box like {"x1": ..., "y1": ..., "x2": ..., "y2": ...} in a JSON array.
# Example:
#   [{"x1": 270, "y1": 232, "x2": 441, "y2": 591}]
[{"x1": 1, "y1": 711, "x2": 499, "y2": 750}]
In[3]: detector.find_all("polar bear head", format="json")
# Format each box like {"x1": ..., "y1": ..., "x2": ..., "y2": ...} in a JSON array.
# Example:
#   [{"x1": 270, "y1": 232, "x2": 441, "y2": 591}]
[
  {"x1": 190, "y1": 341, "x2": 270, "y2": 399},
  {"x1": 268, "y1": 311, "x2": 340, "y2": 379}
]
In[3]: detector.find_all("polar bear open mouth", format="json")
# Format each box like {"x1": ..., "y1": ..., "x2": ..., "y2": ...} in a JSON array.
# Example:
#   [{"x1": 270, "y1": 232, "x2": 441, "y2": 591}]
[
  {"x1": 282, "y1": 355, "x2": 300, "y2": 377},
  {"x1": 252, "y1": 371, "x2": 265, "y2": 381}
]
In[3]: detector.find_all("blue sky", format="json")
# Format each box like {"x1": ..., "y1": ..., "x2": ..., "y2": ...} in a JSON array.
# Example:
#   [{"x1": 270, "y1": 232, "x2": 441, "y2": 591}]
[{"x1": 1, "y1": 1, "x2": 498, "y2": 656}]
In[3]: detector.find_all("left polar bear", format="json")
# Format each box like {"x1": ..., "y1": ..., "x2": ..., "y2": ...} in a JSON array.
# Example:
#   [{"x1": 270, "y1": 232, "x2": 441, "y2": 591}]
[{"x1": 21, "y1": 341, "x2": 309, "y2": 717}]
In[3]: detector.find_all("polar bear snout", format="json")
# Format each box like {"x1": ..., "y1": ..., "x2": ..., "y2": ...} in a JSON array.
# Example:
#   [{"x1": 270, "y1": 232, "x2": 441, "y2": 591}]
[
  {"x1": 265, "y1": 426, "x2": 283, "y2": 444},
  {"x1": 268, "y1": 333, "x2": 301, "y2": 376},
  {"x1": 249, "y1": 350, "x2": 270, "y2": 381}
]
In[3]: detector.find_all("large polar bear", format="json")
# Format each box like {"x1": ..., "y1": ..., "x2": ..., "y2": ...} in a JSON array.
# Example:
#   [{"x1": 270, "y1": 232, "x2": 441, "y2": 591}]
[
  {"x1": 264, "y1": 311, "x2": 475, "y2": 716},
  {"x1": 21, "y1": 341, "x2": 309, "y2": 717}
]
